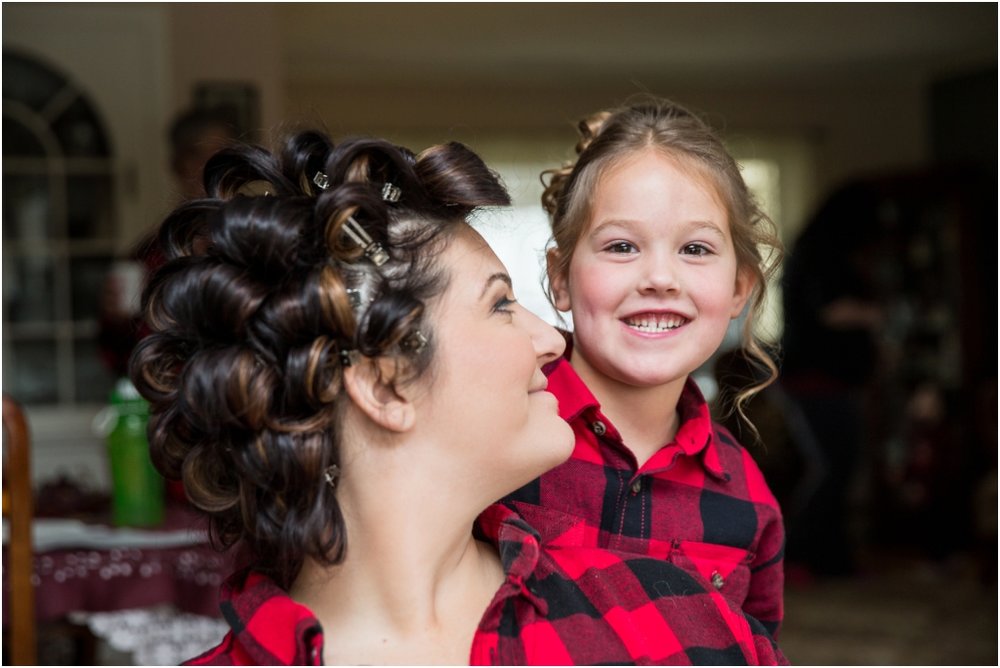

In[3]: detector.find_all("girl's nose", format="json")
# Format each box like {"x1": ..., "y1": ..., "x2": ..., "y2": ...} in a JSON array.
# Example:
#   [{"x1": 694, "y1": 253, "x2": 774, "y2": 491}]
[
  {"x1": 638, "y1": 254, "x2": 680, "y2": 294},
  {"x1": 517, "y1": 305, "x2": 565, "y2": 366}
]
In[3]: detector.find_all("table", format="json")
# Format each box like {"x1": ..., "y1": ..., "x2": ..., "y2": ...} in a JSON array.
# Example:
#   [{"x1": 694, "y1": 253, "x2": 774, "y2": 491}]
[{"x1": 2, "y1": 503, "x2": 233, "y2": 664}]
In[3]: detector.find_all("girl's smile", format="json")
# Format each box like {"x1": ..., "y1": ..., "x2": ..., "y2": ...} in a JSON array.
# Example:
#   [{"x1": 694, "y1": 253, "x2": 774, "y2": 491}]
[{"x1": 622, "y1": 310, "x2": 691, "y2": 335}]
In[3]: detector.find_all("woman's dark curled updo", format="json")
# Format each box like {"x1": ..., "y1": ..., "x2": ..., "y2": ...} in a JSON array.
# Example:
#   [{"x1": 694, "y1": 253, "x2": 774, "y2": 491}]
[{"x1": 129, "y1": 131, "x2": 509, "y2": 587}]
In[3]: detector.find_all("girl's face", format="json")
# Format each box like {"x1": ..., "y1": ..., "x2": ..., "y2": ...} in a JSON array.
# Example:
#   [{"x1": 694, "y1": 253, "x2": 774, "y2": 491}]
[
  {"x1": 416, "y1": 224, "x2": 573, "y2": 499},
  {"x1": 550, "y1": 148, "x2": 752, "y2": 394}
]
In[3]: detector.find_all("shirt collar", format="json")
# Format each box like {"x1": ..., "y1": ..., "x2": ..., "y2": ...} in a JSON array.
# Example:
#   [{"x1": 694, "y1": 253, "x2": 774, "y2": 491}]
[
  {"x1": 545, "y1": 354, "x2": 601, "y2": 424},
  {"x1": 673, "y1": 376, "x2": 728, "y2": 480},
  {"x1": 474, "y1": 504, "x2": 552, "y2": 615},
  {"x1": 548, "y1": 333, "x2": 728, "y2": 481},
  {"x1": 219, "y1": 569, "x2": 323, "y2": 665}
]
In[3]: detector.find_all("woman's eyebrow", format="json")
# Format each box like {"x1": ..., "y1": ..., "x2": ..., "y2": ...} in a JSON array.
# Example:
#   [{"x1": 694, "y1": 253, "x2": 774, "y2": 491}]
[{"x1": 480, "y1": 272, "x2": 512, "y2": 299}]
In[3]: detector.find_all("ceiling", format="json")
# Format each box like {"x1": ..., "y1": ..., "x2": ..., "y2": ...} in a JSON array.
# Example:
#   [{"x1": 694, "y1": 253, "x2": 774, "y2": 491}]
[{"x1": 278, "y1": 3, "x2": 997, "y2": 89}]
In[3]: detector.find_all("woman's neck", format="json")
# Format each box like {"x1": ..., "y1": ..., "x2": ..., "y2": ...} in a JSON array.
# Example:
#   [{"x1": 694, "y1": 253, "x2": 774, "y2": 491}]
[
  {"x1": 569, "y1": 350, "x2": 685, "y2": 468},
  {"x1": 288, "y1": 447, "x2": 505, "y2": 665}
]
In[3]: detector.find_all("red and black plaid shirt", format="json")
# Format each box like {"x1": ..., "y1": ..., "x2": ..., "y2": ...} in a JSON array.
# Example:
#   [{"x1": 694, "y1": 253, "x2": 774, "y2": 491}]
[
  {"x1": 503, "y1": 348, "x2": 785, "y2": 637},
  {"x1": 188, "y1": 504, "x2": 784, "y2": 665}
]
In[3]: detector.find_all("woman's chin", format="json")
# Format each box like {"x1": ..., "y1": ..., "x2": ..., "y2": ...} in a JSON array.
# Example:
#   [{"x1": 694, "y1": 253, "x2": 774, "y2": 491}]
[{"x1": 534, "y1": 420, "x2": 575, "y2": 473}]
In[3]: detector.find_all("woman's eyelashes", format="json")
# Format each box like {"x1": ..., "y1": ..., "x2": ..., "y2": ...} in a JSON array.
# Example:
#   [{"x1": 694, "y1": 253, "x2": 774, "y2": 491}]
[{"x1": 492, "y1": 294, "x2": 518, "y2": 315}]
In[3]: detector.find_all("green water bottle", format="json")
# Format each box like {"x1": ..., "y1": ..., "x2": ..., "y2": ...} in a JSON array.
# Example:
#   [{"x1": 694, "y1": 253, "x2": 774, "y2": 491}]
[{"x1": 104, "y1": 378, "x2": 164, "y2": 527}]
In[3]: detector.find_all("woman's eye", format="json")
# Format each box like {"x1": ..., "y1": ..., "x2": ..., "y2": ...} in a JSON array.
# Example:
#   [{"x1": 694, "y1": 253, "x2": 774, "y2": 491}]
[
  {"x1": 492, "y1": 295, "x2": 517, "y2": 314},
  {"x1": 681, "y1": 243, "x2": 711, "y2": 256},
  {"x1": 604, "y1": 241, "x2": 637, "y2": 254}
]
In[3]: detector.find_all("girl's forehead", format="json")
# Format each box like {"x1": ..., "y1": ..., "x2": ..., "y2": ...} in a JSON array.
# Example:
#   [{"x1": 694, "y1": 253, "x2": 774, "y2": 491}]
[
  {"x1": 602, "y1": 147, "x2": 723, "y2": 197},
  {"x1": 584, "y1": 148, "x2": 731, "y2": 228}
]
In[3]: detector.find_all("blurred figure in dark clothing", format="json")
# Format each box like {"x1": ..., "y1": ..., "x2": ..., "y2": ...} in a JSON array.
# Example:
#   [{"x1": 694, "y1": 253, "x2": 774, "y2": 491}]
[
  {"x1": 781, "y1": 181, "x2": 888, "y2": 578},
  {"x1": 98, "y1": 108, "x2": 237, "y2": 376}
]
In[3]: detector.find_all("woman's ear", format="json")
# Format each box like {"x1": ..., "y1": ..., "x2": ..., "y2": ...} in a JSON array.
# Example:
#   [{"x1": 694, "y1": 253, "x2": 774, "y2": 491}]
[
  {"x1": 342, "y1": 357, "x2": 415, "y2": 433},
  {"x1": 546, "y1": 248, "x2": 572, "y2": 313}
]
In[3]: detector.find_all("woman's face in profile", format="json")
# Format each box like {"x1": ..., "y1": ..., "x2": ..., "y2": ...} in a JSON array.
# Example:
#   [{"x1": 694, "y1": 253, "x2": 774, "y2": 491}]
[{"x1": 414, "y1": 224, "x2": 573, "y2": 497}]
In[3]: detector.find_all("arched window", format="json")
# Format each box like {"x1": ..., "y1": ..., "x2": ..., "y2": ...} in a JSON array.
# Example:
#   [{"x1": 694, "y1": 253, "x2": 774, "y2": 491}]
[{"x1": 3, "y1": 50, "x2": 118, "y2": 405}]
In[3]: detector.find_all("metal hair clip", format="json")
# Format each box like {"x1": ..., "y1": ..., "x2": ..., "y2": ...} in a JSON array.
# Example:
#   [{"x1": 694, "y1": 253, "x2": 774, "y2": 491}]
[
  {"x1": 346, "y1": 288, "x2": 364, "y2": 309},
  {"x1": 381, "y1": 182, "x2": 401, "y2": 203},
  {"x1": 313, "y1": 171, "x2": 331, "y2": 191},
  {"x1": 400, "y1": 330, "x2": 428, "y2": 355},
  {"x1": 339, "y1": 349, "x2": 357, "y2": 367},
  {"x1": 342, "y1": 215, "x2": 389, "y2": 266},
  {"x1": 324, "y1": 464, "x2": 341, "y2": 489}
]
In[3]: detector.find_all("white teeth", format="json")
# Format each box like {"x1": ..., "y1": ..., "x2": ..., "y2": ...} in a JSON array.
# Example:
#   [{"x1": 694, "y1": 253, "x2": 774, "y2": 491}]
[{"x1": 625, "y1": 314, "x2": 687, "y2": 332}]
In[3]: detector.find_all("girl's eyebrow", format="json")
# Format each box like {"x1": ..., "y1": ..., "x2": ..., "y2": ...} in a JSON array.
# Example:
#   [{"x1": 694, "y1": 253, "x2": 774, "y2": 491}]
[
  {"x1": 687, "y1": 220, "x2": 728, "y2": 239},
  {"x1": 590, "y1": 218, "x2": 727, "y2": 239},
  {"x1": 479, "y1": 272, "x2": 512, "y2": 300},
  {"x1": 589, "y1": 219, "x2": 636, "y2": 236}
]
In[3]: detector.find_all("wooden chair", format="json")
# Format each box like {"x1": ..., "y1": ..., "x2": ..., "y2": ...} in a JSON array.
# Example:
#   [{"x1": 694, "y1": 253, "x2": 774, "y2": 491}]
[{"x1": 3, "y1": 394, "x2": 36, "y2": 665}]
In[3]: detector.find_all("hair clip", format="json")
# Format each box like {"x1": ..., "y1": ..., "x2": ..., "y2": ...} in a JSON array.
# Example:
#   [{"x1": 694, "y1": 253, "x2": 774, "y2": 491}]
[
  {"x1": 237, "y1": 180, "x2": 274, "y2": 197},
  {"x1": 324, "y1": 464, "x2": 341, "y2": 489},
  {"x1": 339, "y1": 349, "x2": 357, "y2": 367},
  {"x1": 342, "y1": 215, "x2": 389, "y2": 266},
  {"x1": 381, "y1": 182, "x2": 401, "y2": 203},
  {"x1": 400, "y1": 330, "x2": 428, "y2": 355},
  {"x1": 313, "y1": 171, "x2": 331, "y2": 191},
  {"x1": 346, "y1": 288, "x2": 364, "y2": 309}
]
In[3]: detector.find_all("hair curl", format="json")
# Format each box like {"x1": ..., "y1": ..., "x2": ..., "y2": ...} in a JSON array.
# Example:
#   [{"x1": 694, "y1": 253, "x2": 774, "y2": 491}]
[
  {"x1": 542, "y1": 96, "x2": 783, "y2": 427},
  {"x1": 130, "y1": 132, "x2": 509, "y2": 588}
]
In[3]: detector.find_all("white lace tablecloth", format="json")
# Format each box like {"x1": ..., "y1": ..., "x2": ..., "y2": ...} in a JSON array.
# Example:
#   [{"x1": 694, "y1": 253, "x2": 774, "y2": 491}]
[{"x1": 69, "y1": 605, "x2": 229, "y2": 665}]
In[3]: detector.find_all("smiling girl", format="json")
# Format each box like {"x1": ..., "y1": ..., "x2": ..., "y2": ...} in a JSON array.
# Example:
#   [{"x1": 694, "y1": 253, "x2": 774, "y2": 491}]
[{"x1": 505, "y1": 98, "x2": 787, "y2": 638}]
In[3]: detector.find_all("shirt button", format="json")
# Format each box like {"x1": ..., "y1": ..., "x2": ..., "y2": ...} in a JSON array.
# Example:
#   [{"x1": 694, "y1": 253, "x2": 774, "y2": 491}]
[
  {"x1": 630, "y1": 478, "x2": 642, "y2": 494},
  {"x1": 591, "y1": 420, "x2": 606, "y2": 436},
  {"x1": 711, "y1": 571, "x2": 725, "y2": 589}
]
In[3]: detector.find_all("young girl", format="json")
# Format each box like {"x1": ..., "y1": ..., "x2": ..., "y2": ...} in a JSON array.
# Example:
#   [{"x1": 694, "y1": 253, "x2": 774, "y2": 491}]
[{"x1": 505, "y1": 98, "x2": 786, "y2": 637}]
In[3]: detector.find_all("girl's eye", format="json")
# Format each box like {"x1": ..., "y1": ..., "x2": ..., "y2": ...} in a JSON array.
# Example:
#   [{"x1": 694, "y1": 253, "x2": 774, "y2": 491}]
[
  {"x1": 604, "y1": 241, "x2": 637, "y2": 254},
  {"x1": 681, "y1": 243, "x2": 711, "y2": 256},
  {"x1": 492, "y1": 295, "x2": 517, "y2": 315}
]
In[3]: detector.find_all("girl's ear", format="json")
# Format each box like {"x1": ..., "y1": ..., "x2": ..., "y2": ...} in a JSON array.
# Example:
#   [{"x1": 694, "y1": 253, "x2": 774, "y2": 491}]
[
  {"x1": 730, "y1": 267, "x2": 756, "y2": 319},
  {"x1": 546, "y1": 248, "x2": 572, "y2": 313},
  {"x1": 342, "y1": 357, "x2": 415, "y2": 433}
]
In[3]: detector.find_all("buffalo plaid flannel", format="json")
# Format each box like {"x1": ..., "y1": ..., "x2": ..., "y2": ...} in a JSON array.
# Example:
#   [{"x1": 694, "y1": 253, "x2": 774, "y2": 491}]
[
  {"x1": 504, "y1": 345, "x2": 785, "y2": 637},
  {"x1": 187, "y1": 504, "x2": 784, "y2": 665}
]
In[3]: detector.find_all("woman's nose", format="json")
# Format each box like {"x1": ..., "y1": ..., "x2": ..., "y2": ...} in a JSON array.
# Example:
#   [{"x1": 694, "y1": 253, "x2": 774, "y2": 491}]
[{"x1": 518, "y1": 306, "x2": 565, "y2": 366}]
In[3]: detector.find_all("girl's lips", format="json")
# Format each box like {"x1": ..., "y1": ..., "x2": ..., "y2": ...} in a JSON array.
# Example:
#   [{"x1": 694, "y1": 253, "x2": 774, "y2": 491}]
[{"x1": 622, "y1": 311, "x2": 690, "y2": 333}]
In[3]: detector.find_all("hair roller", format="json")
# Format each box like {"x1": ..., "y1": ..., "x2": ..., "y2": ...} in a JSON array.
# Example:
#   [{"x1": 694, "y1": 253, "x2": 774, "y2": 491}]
[
  {"x1": 209, "y1": 196, "x2": 318, "y2": 278},
  {"x1": 414, "y1": 142, "x2": 511, "y2": 215},
  {"x1": 182, "y1": 444, "x2": 240, "y2": 513},
  {"x1": 315, "y1": 183, "x2": 388, "y2": 262},
  {"x1": 279, "y1": 131, "x2": 335, "y2": 194},
  {"x1": 316, "y1": 264, "x2": 358, "y2": 338},
  {"x1": 325, "y1": 138, "x2": 417, "y2": 194},
  {"x1": 203, "y1": 145, "x2": 291, "y2": 200},
  {"x1": 156, "y1": 200, "x2": 219, "y2": 261}
]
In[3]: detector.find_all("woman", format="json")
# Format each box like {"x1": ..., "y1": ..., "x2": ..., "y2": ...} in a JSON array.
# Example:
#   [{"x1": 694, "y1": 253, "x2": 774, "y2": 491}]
[{"x1": 131, "y1": 131, "x2": 783, "y2": 665}]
